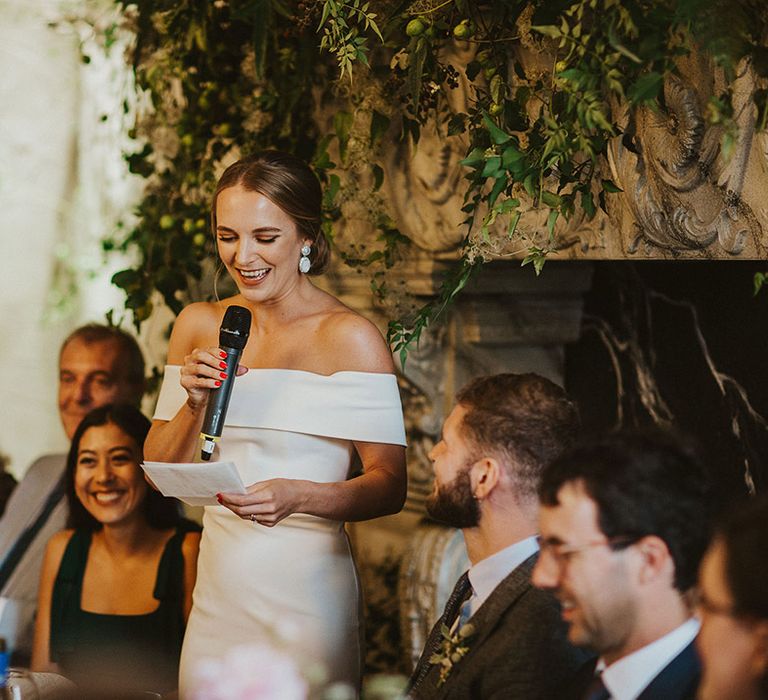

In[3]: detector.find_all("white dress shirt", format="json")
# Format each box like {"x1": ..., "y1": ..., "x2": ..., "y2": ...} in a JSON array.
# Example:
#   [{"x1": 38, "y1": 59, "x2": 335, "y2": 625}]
[
  {"x1": 599, "y1": 617, "x2": 700, "y2": 700},
  {"x1": 464, "y1": 535, "x2": 539, "y2": 619}
]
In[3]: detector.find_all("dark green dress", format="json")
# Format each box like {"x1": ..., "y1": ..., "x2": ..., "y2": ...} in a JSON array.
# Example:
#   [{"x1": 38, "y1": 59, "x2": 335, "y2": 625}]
[{"x1": 50, "y1": 527, "x2": 191, "y2": 695}]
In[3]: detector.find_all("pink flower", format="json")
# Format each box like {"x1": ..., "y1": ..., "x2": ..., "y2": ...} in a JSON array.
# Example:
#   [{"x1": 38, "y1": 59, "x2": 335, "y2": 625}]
[{"x1": 189, "y1": 644, "x2": 308, "y2": 700}]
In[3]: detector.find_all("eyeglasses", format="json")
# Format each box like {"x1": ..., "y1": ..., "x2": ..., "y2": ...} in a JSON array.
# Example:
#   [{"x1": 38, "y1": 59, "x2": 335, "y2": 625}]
[{"x1": 536, "y1": 535, "x2": 639, "y2": 572}]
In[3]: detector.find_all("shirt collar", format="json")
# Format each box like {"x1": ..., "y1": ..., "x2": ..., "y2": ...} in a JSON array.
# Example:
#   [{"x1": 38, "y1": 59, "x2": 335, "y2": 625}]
[
  {"x1": 466, "y1": 536, "x2": 539, "y2": 612},
  {"x1": 600, "y1": 617, "x2": 700, "y2": 700}
]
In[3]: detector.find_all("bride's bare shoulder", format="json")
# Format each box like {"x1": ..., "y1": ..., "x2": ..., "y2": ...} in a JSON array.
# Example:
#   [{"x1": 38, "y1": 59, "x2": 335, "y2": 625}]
[
  {"x1": 167, "y1": 300, "x2": 231, "y2": 362},
  {"x1": 318, "y1": 307, "x2": 395, "y2": 374}
]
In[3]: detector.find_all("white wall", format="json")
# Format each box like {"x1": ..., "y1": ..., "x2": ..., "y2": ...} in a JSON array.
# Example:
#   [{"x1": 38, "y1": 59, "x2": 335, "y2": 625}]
[{"x1": 0, "y1": 0, "x2": 145, "y2": 478}]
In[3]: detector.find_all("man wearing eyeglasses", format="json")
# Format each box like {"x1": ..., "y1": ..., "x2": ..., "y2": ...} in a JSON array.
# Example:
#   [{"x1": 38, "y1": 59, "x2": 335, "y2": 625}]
[
  {"x1": 533, "y1": 430, "x2": 711, "y2": 700},
  {"x1": 407, "y1": 373, "x2": 591, "y2": 699}
]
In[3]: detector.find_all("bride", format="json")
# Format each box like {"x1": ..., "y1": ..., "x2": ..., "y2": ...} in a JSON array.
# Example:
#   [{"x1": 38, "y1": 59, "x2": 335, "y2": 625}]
[{"x1": 144, "y1": 151, "x2": 407, "y2": 696}]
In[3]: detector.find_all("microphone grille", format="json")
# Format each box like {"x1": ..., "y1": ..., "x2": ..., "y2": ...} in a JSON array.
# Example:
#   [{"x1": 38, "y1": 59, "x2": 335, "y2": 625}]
[{"x1": 219, "y1": 305, "x2": 252, "y2": 350}]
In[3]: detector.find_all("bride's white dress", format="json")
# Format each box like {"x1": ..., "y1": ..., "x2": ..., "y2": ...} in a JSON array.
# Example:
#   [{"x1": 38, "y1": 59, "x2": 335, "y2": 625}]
[{"x1": 153, "y1": 367, "x2": 406, "y2": 697}]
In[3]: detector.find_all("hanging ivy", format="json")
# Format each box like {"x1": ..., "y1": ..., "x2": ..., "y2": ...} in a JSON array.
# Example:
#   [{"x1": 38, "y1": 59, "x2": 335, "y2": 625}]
[{"x1": 105, "y1": 0, "x2": 768, "y2": 354}]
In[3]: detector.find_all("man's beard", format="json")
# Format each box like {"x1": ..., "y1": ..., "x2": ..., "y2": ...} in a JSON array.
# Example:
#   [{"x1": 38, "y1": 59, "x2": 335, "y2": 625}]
[{"x1": 425, "y1": 467, "x2": 480, "y2": 529}]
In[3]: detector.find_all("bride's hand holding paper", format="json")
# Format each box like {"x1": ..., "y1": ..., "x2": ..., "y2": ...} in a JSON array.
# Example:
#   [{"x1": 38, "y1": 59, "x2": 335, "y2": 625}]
[
  {"x1": 141, "y1": 460, "x2": 247, "y2": 507},
  {"x1": 217, "y1": 478, "x2": 310, "y2": 527}
]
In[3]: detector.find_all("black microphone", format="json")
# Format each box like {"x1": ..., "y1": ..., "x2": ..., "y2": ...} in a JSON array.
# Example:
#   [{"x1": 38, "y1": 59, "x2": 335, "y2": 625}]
[{"x1": 200, "y1": 305, "x2": 251, "y2": 461}]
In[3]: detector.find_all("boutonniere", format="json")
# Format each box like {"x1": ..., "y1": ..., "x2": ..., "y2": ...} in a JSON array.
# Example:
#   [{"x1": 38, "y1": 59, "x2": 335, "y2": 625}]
[{"x1": 428, "y1": 621, "x2": 475, "y2": 686}]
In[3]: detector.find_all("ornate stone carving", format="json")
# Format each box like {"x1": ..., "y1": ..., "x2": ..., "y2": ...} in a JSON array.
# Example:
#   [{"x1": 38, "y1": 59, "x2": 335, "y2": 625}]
[
  {"x1": 606, "y1": 66, "x2": 765, "y2": 257},
  {"x1": 381, "y1": 39, "x2": 477, "y2": 253},
  {"x1": 397, "y1": 524, "x2": 468, "y2": 672},
  {"x1": 375, "y1": 46, "x2": 768, "y2": 260}
]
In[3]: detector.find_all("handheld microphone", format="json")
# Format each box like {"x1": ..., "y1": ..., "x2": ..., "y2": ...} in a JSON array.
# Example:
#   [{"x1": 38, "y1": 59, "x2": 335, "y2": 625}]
[{"x1": 200, "y1": 305, "x2": 252, "y2": 461}]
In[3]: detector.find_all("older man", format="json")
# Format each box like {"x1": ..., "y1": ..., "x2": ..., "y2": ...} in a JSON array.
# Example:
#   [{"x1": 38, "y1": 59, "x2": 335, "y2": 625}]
[
  {"x1": 408, "y1": 373, "x2": 590, "y2": 699},
  {"x1": 533, "y1": 430, "x2": 711, "y2": 700},
  {"x1": 0, "y1": 323, "x2": 144, "y2": 660}
]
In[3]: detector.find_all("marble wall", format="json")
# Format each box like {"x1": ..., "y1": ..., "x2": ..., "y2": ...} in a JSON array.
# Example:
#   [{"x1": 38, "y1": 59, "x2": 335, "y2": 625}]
[{"x1": 566, "y1": 261, "x2": 768, "y2": 508}]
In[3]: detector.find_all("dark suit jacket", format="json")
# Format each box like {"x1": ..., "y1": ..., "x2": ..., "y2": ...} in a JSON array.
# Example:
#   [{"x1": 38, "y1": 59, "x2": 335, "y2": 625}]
[
  {"x1": 408, "y1": 553, "x2": 592, "y2": 700},
  {"x1": 571, "y1": 638, "x2": 701, "y2": 700}
]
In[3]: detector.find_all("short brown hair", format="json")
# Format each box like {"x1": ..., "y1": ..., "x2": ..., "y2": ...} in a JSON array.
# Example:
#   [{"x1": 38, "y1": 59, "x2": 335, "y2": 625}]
[
  {"x1": 212, "y1": 151, "x2": 330, "y2": 274},
  {"x1": 456, "y1": 373, "x2": 579, "y2": 501},
  {"x1": 60, "y1": 324, "x2": 145, "y2": 405}
]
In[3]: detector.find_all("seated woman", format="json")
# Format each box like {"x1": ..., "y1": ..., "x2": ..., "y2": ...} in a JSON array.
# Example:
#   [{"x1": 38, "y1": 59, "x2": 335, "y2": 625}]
[
  {"x1": 31, "y1": 404, "x2": 200, "y2": 696},
  {"x1": 697, "y1": 495, "x2": 768, "y2": 700}
]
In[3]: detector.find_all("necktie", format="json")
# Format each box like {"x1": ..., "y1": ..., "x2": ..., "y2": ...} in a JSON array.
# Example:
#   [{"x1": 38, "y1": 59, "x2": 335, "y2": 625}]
[
  {"x1": 583, "y1": 672, "x2": 611, "y2": 700},
  {"x1": 409, "y1": 571, "x2": 472, "y2": 694},
  {"x1": 440, "y1": 571, "x2": 472, "y2": 629}
]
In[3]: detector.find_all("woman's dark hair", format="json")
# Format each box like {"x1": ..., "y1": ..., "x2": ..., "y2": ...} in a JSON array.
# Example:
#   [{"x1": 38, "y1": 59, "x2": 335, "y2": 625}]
[
  {"x1": 719, "y1": 495, "x2": 768, "y2": 620},
  {"x1": 65, "y1": 404, "x2": 183, "y2": 530},
  {"x1": 211, "y1": 150, "x2": 329, "y2": 274},
  {"x1": 718, "y1": 495, "x2": 768, "y2": 696}
]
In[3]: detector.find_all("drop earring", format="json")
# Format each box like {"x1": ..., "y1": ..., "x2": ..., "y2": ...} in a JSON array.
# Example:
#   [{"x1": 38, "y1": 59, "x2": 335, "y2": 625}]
[{"x1": 299, "y1": 244, "x2": 311, "y2": 273}]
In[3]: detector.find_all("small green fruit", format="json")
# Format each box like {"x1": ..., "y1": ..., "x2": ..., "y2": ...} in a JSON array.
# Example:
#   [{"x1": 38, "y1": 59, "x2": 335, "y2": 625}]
[
  {"x1": 195, "y1": 218, "x2": 207, "y2": 230},
  {"x1": 453, "y1": 20, "x2": 473, "y2": 39},
  {"x1": 193, "y1": 233, "x2": 207, "y2": 247},
  {"x1": 406, "y1": 18, "x2": 425, "y2": 37},
  {"x1": 180, "y1": 133, "x2": 194, "y2": 148},
  {"x1": 183, "y1": 218, "x2": 195, "y2": 233},
  {"x1": 476, "y1": 50, "x2": 491, "y2": 65},
  {"x1": 159, "y1": 215, "x2": 175, "y2": 230}
]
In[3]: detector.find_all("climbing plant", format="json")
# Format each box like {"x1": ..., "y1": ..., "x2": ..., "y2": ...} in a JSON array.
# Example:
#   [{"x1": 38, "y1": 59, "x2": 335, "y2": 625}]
[{"x1": 104, "y1": 0, "x2": 768, "y2": 357}]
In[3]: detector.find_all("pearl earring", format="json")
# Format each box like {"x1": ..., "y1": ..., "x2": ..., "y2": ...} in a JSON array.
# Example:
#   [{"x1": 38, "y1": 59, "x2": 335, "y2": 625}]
[{"x1": 299, "y1": 244, "x2": 312, "y2": 273}]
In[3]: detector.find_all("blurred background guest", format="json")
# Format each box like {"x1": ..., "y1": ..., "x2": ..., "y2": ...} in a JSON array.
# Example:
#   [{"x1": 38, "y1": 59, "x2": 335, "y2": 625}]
[
  {"x1": 31, "y1": 404, "x2": 200, "y2": 697},
  {"x1": 534, "y1": 430, "x2": 711, "y2": 700},
  {"x1": 0, "y1": 323, "x2": 145, "y2": 662},
  {"x1": 697, "y1": 496, "x2": 768, "y2": 700}
]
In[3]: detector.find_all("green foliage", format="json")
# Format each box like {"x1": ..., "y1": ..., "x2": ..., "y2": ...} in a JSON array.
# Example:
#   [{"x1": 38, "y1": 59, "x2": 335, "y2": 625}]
[
  {"x1": 755, "y1": 272, "x2": 768, "y2": 296},
  {"x1": 103, "y1": 0, "x2": 768, "y2": 358},
  {"x1": 318, "y1": 0, "x2": 383, "y2": 80}
]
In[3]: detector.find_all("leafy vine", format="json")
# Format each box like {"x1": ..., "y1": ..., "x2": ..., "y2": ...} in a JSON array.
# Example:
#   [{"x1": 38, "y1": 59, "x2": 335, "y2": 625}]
[{"x1": 100, "y1": 0, "x2": 768, "y2": 356}]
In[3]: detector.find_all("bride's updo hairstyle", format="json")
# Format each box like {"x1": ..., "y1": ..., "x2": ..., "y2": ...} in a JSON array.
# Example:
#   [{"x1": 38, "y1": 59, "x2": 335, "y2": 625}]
[{"x1": 211, "y1": 151, "x2": 330, "y2": 275}]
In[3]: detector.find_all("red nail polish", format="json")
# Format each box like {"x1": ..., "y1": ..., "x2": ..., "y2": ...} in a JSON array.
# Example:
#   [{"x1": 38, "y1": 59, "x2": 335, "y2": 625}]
[
  {"x1": 220, "y1": 372, "x2": 227, "y2": 379},
  {"x1": 219, "y1": 361, "x2": 227, "y2": 369},
  {"x1": 215, "y1": 380, "x2": 221, "y2": 387},
  {"x1": 219, "y1": 351, "x2": 226, "y2": 359}
]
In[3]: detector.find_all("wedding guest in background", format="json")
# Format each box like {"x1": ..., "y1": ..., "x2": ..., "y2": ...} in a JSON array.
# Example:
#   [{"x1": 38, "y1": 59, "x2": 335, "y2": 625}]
[
  {"x1": 697, "y1": 495, "x2": 768, "y2": 700},
  {"x1": 408, "y1": 373, "x2": 590, "y2": 699},
  {"x1": 534, "y1": 430, "x2": 711, "y2": 700},
  {"x1": 144, "y1": 151, "x2": 407, "y2": 695},
  {"x1": 31, "y1": 404, "x2": 200, "y2": 696},
  {"x1": 0, "y1": 323, "x2": 145, "y2": 662}
]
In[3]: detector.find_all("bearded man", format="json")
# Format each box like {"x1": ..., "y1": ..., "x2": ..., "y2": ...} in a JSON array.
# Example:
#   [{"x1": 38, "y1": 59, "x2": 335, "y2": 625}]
[{"x1": 407, "y1": 373, "x2": 591, "y2": 700}]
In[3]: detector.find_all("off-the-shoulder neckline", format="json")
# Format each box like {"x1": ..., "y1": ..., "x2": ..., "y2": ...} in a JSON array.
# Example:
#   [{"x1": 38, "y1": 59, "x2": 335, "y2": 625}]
[{"x1": 166, "y1": 365, "x2": 397, "y2": 380}]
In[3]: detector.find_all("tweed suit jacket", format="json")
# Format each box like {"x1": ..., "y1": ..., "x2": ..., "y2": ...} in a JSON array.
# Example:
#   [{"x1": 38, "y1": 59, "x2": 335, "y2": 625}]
[{"x1": 408, "y1": 553, "x2": 591, "y2": 700}]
